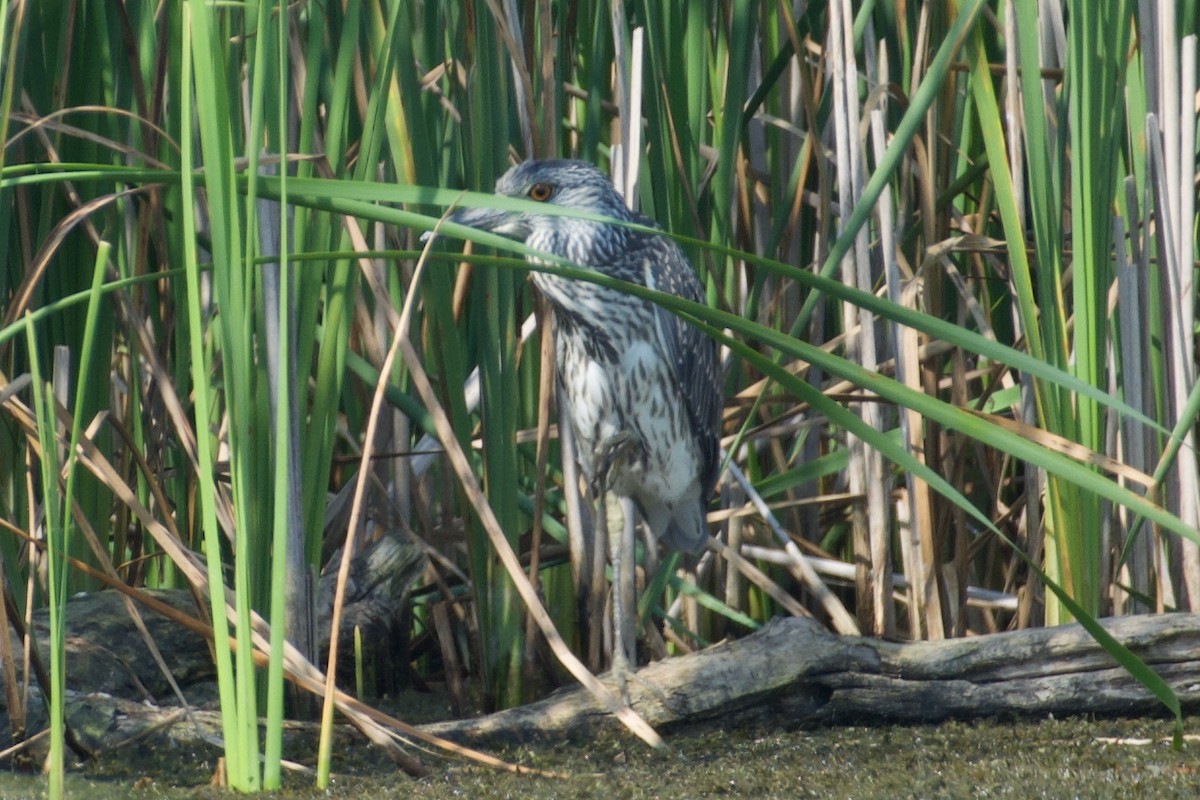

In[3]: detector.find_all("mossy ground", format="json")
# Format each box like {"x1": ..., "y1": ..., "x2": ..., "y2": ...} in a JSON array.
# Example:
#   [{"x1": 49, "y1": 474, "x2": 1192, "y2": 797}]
[{"x1": 2, "y1": 715, "x2": 1196, "y2": 799}]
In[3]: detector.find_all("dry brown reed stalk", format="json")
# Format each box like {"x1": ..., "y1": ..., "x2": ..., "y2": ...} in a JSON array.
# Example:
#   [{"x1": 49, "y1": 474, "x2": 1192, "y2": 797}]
[
  {"x1": 0, "y1": 357, "x2": 549, "y2": 777},
  {"x1": 391, "y1": 234, "x2": 665, "y2": 749}
]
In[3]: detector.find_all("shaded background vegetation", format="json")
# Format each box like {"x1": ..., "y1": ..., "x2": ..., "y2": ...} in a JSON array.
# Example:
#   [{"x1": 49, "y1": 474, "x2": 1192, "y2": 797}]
[{"x1": 1, "y1": 0, "x2": 1197, "y2": 792}]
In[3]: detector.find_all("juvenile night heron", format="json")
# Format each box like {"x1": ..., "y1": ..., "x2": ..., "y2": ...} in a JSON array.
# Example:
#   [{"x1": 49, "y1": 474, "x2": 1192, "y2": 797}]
[{"x1": 438, "y1": 159, "x2": 720, "y2": 685}]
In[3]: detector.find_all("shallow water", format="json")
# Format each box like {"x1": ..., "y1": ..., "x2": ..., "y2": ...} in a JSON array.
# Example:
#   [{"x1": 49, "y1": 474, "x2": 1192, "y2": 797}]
[{"x1": 2, "y1": 715, "x2": 1197, "y2": 799}]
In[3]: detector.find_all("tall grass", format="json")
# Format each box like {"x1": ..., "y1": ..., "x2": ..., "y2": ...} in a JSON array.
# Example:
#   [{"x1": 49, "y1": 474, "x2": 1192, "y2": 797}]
[{"x1": 1, "y1": 0, "x2": 1197, "y2": 788}]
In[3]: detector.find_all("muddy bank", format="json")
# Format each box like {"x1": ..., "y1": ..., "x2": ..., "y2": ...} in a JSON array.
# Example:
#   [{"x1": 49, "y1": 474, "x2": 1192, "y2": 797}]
[{"x1": 0, "y1": 715, "x2": 1195, "y2": 799}]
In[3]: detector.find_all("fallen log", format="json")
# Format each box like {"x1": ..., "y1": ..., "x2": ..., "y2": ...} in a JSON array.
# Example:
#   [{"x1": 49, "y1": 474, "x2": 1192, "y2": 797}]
[
  {"x1": 8, "y1": 586, "x2": 1198, "y2": 756},
  {"x1": 0, "y1": 535, "x2": 425, "y2": 756},
  {"x1": 424, "y1": 613, "x2": 1200, "y2": 745}
]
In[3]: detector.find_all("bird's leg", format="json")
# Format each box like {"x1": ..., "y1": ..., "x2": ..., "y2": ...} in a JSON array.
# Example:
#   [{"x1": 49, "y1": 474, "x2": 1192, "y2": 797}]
[
  {"x1": 608, "y1": 495, "x2": 637, "y2": 701},
  {"x1": 608, "y1": 495, "x2": 675, "y2": 708},
  {"x1": 592, "y1": 433, "x2": 639, "y2": 704}
]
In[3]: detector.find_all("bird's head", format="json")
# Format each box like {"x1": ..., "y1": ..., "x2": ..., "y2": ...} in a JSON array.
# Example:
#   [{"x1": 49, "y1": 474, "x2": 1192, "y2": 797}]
[{"x1": 443, "y1": 160, "x2": 635, "y2": 262}]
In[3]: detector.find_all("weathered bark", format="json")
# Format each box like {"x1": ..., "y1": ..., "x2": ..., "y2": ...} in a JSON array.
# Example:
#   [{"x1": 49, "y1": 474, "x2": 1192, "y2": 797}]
[
  {"x1": 424, "y1": 613, "x2": 1200, "y2": 745},
  {"x1": 1, "y1": 535, "x2": 425, "y2": 754},
  {"x1": 6, "y1": 584, "x2": 1199, "y2": 756},
  {"x1": 0, "y1": 535, "x2": 424, "y2": 712}
]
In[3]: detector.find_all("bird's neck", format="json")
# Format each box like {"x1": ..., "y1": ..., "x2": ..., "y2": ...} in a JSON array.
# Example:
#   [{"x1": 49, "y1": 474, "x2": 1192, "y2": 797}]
[{"x1": 529, "y1": 219, "x2": 633, "y2": 267}]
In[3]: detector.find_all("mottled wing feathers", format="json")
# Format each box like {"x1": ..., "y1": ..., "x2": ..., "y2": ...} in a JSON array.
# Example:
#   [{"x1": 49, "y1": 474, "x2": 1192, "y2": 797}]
[{"x1": 631, "y1": 226, "x2": 721, "y2": 496}]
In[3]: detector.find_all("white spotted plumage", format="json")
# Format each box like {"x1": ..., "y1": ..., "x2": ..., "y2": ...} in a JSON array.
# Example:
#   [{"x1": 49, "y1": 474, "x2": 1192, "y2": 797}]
[{"x1": 446, "y1": 159, "x2": 720, "y2": 554}]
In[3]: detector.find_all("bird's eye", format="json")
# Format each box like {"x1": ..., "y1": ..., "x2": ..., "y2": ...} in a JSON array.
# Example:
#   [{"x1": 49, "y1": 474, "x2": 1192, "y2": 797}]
[{"x1": 528, "y1": 182, "x2": 554, "y2": 202}]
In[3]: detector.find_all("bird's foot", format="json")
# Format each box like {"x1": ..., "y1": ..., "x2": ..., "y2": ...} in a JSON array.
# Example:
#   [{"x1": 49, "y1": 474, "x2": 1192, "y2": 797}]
[
  {"x1": 610, "y1": 648, "x2": 634, "y2": 707},
  {"x1": 591, "y1": 431, "x2": 638, "y2": 498},
  {"x1": 607, "y1": 655, "x2": 674, "y2": 710}
]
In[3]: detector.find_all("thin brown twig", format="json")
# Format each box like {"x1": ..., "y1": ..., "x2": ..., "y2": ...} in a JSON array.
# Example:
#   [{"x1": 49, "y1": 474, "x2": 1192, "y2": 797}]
[{"x1": 400, "y1": 229, "x2": 665, "y2": 748}]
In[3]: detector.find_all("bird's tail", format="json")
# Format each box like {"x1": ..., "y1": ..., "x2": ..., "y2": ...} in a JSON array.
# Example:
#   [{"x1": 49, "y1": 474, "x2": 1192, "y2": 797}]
[{"x1": 660, "y1": 499, "x2": 710, "y2": 554}]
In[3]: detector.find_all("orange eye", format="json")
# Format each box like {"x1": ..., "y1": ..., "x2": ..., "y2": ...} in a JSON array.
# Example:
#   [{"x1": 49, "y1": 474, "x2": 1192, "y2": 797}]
[{"x1": 528, "y1": 182, "x2": 554, "y2": 202}]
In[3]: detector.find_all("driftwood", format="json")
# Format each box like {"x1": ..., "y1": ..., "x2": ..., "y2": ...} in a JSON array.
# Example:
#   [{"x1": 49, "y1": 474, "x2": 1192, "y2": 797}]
[
  {"x1": 316, "y1": 534, "x2": 427, "y2": 692},
  {"x1": 1, "y1": 536, "x2": 424, "y2": 704},
  {"x1": 6, "y1": 579, "x2": 1199, "y2": 755},
  {"x1": 425, "y1": 613, "x2": 1200, "y2": 746},
  {"x1": 0, "y1": 534, "x2": 425, "y2": 754}
]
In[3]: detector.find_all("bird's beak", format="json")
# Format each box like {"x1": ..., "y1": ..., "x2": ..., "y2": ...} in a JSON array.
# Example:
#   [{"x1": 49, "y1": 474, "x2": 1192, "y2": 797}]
[{"x1": 421, "y1": 205, "x2": 511, "y2": 244}]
